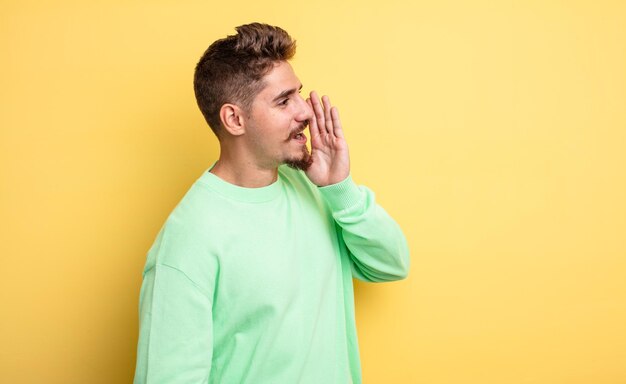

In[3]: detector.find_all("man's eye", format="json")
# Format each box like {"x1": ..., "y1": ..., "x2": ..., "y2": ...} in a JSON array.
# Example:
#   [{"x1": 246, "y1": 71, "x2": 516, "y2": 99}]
[{"x1": 279, "y1": 98, "x2": 289, "y2": 106}]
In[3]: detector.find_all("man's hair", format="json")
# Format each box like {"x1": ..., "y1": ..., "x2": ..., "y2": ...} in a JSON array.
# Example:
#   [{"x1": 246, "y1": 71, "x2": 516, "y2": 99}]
[{"x1": 193, "y1": 23, "x2": 296, "y2": 135}]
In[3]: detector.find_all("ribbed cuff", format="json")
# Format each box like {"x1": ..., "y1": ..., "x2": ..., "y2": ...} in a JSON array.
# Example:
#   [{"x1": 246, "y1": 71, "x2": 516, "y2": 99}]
[{"x1": 318, "y1": 175, "x2": 363, "y2": 212}]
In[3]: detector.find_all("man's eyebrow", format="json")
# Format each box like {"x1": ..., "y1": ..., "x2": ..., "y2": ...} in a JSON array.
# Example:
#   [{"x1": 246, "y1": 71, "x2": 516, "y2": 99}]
[{"x1": 272, "y1": 84, "x2": 303, "y2": 103}]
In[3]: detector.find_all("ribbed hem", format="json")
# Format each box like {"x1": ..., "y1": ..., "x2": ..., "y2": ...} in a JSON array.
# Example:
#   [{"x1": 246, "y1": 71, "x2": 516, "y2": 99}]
[{"x1": 318, "y1": 175, "x2": 363, "y2": 212}]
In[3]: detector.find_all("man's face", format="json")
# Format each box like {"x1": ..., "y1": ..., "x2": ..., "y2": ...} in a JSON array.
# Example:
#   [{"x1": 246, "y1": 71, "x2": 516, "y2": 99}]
[{"x1": 244, "y1": 61, "x2": 313, "y2": 170}]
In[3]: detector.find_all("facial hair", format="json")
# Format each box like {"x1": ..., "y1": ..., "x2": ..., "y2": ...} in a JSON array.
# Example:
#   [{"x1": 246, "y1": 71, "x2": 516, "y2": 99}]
[
  {"x1": 284, "y1": 121, "x2": 313, "y2": 171},
  {"x1": 285, "y1": 145, "x2": 313, "y2": 171}
]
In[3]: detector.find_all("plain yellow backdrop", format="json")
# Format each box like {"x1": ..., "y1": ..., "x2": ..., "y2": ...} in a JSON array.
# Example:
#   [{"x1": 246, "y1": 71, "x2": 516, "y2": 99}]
[{"x1": 2, "y1": 0, "x2": 625, "y2": 383}]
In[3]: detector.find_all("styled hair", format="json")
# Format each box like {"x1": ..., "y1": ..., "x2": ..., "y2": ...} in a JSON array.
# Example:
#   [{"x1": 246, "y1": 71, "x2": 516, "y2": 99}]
[{"x1": 193, "y1": 23, "x2": 296, "y2": 135}]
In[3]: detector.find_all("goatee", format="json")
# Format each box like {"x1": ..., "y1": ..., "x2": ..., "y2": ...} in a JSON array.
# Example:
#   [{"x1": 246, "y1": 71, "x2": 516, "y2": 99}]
[{"x1": 285, "y1": 146, "x2": 313, "y2": 171}]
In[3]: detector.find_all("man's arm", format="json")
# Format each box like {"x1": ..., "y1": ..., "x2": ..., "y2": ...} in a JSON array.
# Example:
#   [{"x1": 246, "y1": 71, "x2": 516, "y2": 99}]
[
  {"x1": 134, "y1": 262, "x2": 214, "y2": 383},
  {"x1": 319, "y1": 176, "x2": 410, "y2": 282},
  {"x1": 306, "y1": 91, "x2": 410, "y2": 281}
]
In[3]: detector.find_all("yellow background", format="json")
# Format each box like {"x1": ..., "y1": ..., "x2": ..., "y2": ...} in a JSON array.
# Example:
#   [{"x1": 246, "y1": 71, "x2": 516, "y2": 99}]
[{"x1": 2, "y1": 0, "x2": 625, "y2": 382}]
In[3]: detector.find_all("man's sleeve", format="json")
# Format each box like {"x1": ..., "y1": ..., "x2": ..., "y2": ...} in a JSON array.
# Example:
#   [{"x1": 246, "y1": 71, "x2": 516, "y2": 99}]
[
  {"x1": 318, "y1": 175, "x2": 410, "y2": 282},
  {"x1": 134, "y1": 263, "x2": 214, "y2": 383}
]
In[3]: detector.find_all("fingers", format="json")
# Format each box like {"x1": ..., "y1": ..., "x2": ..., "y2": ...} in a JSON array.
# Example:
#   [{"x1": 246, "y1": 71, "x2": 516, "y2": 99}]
[
  {"x1": 309, "y1": 91, "x2": 326, "y2": 136},
  {"x1": 330, "y1": 106, "x2": 344, "y2": 139},
  {"x1": 309, "y1": 91, "x2": 340, "y2": 138},
  {"x1": 306, "y1": 98, "x2": 320, "y2": 139},
  {"x1": 322, "y1": 95, "x2": 334, "y2": 137}
]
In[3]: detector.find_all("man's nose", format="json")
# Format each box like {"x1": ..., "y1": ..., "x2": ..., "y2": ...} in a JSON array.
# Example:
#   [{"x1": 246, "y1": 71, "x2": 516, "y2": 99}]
[{"x1": 295, "y1": 94, "x2": 313, "y2": 122}]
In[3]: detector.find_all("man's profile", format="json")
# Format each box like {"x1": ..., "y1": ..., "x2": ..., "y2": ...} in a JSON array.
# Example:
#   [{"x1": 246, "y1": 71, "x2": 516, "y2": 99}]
[{"x1": 133, "y1": 23, "x2": 409, "y2": 383}]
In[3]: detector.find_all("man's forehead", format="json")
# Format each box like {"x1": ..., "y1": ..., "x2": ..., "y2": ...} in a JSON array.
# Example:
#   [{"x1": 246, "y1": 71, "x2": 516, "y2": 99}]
[{"x1": 259, "y1": 61, "x2": 302, "y2": 97}]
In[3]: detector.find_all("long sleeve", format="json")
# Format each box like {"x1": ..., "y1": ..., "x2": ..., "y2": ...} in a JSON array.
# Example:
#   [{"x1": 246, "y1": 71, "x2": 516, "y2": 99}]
[
  {"x1": 134, "y1": 264, "x2": 214, "y2": 383},
  {"x1": 318, "y1": 175, "x2": 410, "y2": 282}
]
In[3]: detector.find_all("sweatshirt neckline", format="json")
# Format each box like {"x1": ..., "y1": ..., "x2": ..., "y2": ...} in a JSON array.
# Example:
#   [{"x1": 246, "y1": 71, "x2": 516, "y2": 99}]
[{"x1": 197, "y1": 165, "x2": 283, "y2": 203}]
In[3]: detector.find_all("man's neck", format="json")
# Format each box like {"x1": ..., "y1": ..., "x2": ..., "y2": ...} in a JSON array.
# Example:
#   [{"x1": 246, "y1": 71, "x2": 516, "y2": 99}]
[{"x1": 210, "y1": 155, "x2": 279, "y2": 188}]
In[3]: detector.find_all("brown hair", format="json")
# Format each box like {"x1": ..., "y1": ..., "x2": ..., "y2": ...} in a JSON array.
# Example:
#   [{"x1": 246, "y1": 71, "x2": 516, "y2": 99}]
[{"x1": 193, "y1": 23, "x2": 296, "y2": 135}]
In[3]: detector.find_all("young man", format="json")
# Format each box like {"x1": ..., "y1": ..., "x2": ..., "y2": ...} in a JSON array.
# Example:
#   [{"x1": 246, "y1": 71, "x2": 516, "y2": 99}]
[{"x1": 134, "y1": 23, "x2": 409, "y2": 383}]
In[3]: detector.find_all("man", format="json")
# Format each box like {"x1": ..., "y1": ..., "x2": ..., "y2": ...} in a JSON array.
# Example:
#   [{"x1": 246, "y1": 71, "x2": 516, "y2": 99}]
[{"x1": 134, "y1": 23, "x2": 409, "y2": 383}]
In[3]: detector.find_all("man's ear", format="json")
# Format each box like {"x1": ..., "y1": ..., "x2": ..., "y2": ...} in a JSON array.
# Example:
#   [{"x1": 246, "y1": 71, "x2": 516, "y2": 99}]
[{"x1": 219, "y1": 103, "x2": 246, "y2": 136}]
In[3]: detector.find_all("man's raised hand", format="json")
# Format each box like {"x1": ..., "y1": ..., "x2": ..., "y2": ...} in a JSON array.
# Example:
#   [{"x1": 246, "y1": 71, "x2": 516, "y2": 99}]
[{"x1": 305, "y1": 91, "x2": 350, "y2": 187}]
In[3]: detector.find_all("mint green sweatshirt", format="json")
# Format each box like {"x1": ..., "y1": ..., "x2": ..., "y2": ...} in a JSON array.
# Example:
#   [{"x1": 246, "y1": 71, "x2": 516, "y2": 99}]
[{"x1": 134, "y1": 166, "x2": 409, "y2": 383}]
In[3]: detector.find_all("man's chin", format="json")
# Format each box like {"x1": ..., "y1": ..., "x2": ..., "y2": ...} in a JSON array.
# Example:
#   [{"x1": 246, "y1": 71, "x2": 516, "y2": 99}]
[{"x1": 284, "y1": 148, "x2": 313, "y2": 171}]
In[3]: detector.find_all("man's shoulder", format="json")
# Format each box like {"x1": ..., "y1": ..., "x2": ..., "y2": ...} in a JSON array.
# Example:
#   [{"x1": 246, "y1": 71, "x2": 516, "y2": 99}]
[
  {"x1": 162, "y1": 175, "x2": 225, "y2": 233},
  {"x1": 143, "y1": 178, "x2": 221, "y2": 274}
]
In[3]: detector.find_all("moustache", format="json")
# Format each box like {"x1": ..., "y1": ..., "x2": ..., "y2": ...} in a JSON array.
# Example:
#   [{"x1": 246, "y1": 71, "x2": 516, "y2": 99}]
[{"x1": 289, "y1": 120, "x2": 309, "y2": 137}]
